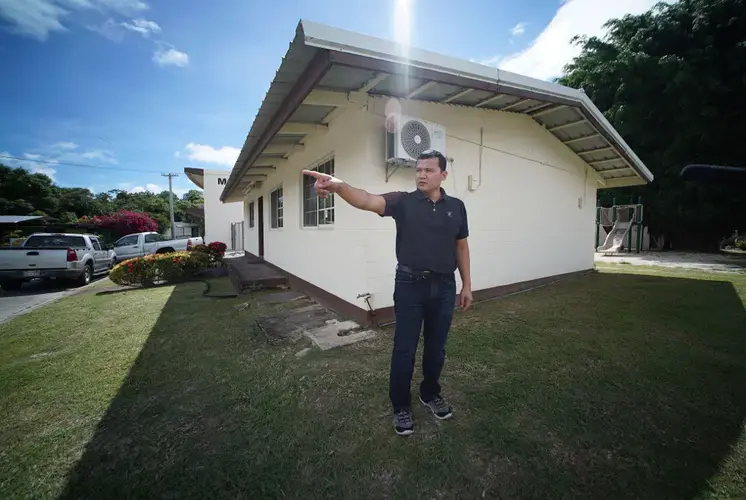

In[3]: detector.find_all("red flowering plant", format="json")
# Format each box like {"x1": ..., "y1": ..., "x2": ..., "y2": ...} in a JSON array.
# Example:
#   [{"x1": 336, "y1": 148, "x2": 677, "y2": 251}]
[
  {"x1": 208, "y1": 241, "x2": 227, "y2": 257},
  {"x1": 87, "y1": 210, "x2": 159, "y2": 238},
  {"x1": 109, "y1": 251, "x2": 210, "y2": 287},
  {"x1": 191, "y1": 241, "x2": 227, "y2": 266}
]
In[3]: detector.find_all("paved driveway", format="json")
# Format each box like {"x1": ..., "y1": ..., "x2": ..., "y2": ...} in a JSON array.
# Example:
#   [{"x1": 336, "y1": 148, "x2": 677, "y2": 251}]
[
  {"x1": 595, "y1": 251, "x2": 746, "y2": 273},
  {"x1": 0, "y1": 279, "x2": 98, "y2": 324}
]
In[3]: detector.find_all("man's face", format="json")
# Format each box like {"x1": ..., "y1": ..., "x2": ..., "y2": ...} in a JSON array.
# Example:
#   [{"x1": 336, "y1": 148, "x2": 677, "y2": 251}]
[{"x1": 415, "y1": 157, "x2": 447, "y2": 192}]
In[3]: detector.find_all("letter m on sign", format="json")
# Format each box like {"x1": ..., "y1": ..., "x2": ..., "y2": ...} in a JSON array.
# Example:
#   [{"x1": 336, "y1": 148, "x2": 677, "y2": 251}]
[{"x1": 218, "y1": 178, "x2": 227, "y2": 186}]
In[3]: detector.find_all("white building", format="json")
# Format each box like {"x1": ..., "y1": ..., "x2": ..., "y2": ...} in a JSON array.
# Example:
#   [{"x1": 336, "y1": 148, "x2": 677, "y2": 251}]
[
  {"x1": 184, "y1": 168, "x2": 245, "y2": 249},
  {"x1": 219, "y1": 20, "x2": 653, "y2": 324},
  {"x1": 161, "y1": 221, "x2": 202, "y2": 239}
]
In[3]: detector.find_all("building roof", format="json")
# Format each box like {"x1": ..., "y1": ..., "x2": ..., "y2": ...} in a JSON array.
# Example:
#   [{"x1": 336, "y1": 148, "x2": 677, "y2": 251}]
[
  {"x1": 184, "y1": 206, "x2": 205, "y2": 219},
  {"x1": 0, "y1": 215, "x2": 45, "y2": 224},
  {"x1": 184, "y1": 167, "x2": 205, "y2": 189},
  {"x1": 221, "y1": 20, "x2": 654, "y2": 202}
]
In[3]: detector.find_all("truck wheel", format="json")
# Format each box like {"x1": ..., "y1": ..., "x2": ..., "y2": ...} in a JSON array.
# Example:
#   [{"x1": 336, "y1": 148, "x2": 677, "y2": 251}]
[
  {"x1": 1, "y1": 280, "x2": 23, "y2": 291},
  {"x1": 75, "y1": 263, "x2": 93, "y2": 287}
]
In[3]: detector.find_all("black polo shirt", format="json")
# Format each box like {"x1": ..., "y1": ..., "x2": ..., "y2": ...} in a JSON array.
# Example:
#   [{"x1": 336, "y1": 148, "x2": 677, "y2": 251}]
[{"x1": 381, "y1": 188, "x2": 469, "y2": 275}]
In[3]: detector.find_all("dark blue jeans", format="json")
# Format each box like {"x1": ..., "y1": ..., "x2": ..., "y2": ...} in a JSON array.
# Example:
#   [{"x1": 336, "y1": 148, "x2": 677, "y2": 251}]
[{"x1": 390, "y1": 268, "x2": 457, "y2": 411}]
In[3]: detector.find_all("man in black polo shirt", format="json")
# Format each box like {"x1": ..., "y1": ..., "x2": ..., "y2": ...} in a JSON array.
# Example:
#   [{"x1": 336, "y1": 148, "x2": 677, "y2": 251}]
[{"x1": 303, "y1": 150, "x2": 472, "y2": 436}]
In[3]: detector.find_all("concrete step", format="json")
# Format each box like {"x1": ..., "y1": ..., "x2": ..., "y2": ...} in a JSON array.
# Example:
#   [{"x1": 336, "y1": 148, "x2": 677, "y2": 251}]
[{"x1": 225, "y1": 255, "x2": 288, "y2": 293}]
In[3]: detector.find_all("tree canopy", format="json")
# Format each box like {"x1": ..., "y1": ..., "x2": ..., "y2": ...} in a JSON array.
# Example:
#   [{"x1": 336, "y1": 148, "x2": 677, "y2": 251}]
[
  {"x1": 0, "y1": 163, "x2": 204, "y2": 232},
  {"x1": 559, "y1": 0, "x2": 746, "y2": 250}
]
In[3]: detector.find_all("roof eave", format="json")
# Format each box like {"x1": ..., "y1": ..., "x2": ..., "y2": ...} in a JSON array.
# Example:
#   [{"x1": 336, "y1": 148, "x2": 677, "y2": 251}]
[
  {"x1": 301, "y1": 20, "x2": 653, "y2": 185},
  {"x1": 184, "y1": 167, "x2": 205, "y2": 189},
  {"x1": 222, "y1": 19, "x2": 653, "y2": 200},
  {"x1": 576, "y1": 94, "x2": 654, "y2": 184}
]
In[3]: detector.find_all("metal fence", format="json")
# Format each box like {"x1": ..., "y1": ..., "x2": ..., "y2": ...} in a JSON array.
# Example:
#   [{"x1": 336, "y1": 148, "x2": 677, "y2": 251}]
[{"x1": 230, "y1": 222, "x2": 244, "y2": 251}]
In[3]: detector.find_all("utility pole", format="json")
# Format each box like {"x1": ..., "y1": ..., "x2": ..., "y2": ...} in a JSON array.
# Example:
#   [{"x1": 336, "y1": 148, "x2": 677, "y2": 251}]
[{"x1": 161, "y1": 173, "x2": 179, "y2": 240}]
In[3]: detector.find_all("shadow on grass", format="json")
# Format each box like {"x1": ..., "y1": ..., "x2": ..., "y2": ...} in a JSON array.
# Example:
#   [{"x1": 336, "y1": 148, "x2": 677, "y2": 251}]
[
  {"x1": 58, "y1": 273, "x2": 746, "y2": 499},
  {"x1": 58, "y1": 282, "x2": 313, "y2": 499}
]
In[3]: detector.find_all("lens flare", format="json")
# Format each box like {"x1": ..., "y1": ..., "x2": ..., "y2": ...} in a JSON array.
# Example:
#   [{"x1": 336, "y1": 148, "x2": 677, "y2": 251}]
[
  {"x1": 385, "y1": 98, "x2": 402, "y2": 132},
  {"x1": 393, "y1": 0, "x2": 412, "y2": 50},
  {"x1": 393, "y1": 0, "x2": 413, "y2": 95}
]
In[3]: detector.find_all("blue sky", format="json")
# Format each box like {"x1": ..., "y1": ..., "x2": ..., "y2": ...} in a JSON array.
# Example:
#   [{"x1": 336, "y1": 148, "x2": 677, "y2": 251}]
[{"x1": 0, "y1": 0, "x2": 657, "y2": 197}]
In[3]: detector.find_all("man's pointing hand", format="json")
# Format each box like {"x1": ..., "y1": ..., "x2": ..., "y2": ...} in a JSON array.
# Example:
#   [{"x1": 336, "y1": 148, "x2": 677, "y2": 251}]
[{"x1": 302, "y1": 169, "x2": 344, "y2": 198}]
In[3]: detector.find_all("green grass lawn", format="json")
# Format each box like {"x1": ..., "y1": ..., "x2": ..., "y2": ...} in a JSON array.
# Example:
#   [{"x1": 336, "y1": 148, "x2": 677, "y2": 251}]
[{"x1": 1, "y1": 269, "x2": 745, "y2": 499}]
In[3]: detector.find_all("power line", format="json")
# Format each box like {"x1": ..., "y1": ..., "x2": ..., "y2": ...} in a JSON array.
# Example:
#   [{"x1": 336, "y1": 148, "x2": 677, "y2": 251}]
[{"x1": 0, "y1": 154, "x2": 164, "y2": 174}]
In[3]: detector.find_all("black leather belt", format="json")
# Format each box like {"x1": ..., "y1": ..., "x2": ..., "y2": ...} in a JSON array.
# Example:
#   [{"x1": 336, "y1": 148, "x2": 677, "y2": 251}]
[
  {"x1": 397, "y1": 264, "x2": 428, "y2": 275},
  {"x1": 397, "y1": 264, "x2": 442, "y2": 277}
]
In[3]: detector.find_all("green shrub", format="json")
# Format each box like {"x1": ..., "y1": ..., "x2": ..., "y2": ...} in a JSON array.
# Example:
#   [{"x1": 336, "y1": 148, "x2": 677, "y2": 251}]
[
  {"x1": 737, "y1": 238, "x2": 746, "y2": 251},
  {"x1": 109, "y1": 251, "x2": 210, "y2": 287},
  {"x1": 191, "y1": 241, "x2": 226, "y2": 266}
]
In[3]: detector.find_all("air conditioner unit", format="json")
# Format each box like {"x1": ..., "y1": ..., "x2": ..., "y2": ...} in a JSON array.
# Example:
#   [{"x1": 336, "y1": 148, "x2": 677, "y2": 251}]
[{"x1": 385, "y1": 115, "x2": 446, "y2": 166}]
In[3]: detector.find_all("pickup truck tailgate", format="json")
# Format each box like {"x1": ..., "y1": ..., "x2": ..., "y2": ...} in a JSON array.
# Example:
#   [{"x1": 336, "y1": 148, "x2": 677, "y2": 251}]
[
  {"x1": 0, "y1": 234, "x2": 88, "y2": 271},
  {"x1": 0, "y1": 248, "x2": 70, "y2": 271}
]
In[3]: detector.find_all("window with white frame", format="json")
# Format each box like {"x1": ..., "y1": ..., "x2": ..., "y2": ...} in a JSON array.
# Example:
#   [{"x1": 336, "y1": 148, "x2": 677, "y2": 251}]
[
  {"x1": 302, "y1": 158, "x2": 335, "y2": 227},
  {"x1": 249, "y1": 201, "x2": 255, "y2": 228},
  {"x1": 270, "y1": 187, "x2": 283, "y2": 229}
]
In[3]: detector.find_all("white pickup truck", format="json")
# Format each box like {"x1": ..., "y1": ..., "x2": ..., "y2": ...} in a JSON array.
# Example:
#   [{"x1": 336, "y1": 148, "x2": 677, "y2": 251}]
[
  {"x1": 0, "y1": 233, "x2": 115, "y2": 290},
  {"x1": 111, "y1": 232, "x2": 203, "y2": 263}
]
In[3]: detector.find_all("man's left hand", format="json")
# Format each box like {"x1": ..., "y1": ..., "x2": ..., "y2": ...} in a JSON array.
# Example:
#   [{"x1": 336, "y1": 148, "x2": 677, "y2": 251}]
[{"x1": 459, "y1": 286, "x2": 473, "y2": 311}]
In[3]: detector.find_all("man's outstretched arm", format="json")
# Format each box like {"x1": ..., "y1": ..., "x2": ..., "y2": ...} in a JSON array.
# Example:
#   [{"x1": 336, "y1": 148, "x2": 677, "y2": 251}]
[{"x1": 302, "y1": 169, "x2": 386, "y2": 215}]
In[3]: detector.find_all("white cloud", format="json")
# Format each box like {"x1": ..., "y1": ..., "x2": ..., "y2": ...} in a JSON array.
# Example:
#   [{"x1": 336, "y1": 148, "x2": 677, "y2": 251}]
[
  {"x1": 152, "y1": 46, "x2": 189, "y2": 67},
  {"x1": 478, "y1": 0, "x2": 661, "y2": 81},
  {"x1": 128, "y1": 183, "x2": 176, "y2": 194},
  {"x1": 121, "y1": 17, "x2": 159, "y2": 37},
  {"x1": 86, "y1": 18, "x2": 124, "y2": 41},
  {"x1": 510, "y1": 22, "x2": 527, "y2": 37},
  {"x1": 0, "y1": 151, "x2": 19, "y2": 166},
  {"x1": 1, "y1": 150, "x2": 57, "y2": 180},
  {"x1": 95, "y1": 0, "x2": 148, "y2": 14},
  {"x1": 180, "y1": 143, "x2": 239, "y2": 167},
  {"x1": 81, "y1": 149, "x2": 117, "y2": 164},
  {"x1": 54, "y1": 141, "x2": 78, "y2": 150},
  {"x1": 0, "y1": 0, "x2": 149, "y2": 41},
  {"x1": 29, "y1": 164, "x2": 57, "y2": 178},
  {"x1": 0, "y1": 0, "x2": 68, "y2": 41}
]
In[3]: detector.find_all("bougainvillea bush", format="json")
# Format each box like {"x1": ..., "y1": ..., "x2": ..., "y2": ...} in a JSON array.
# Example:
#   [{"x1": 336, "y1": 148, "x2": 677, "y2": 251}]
[
  {"x1": 80, "y1": 210, "x2": 159, "y2": 238},
  {"x1": 109, "y1": 251, "x2": 211, "y2": 287}
]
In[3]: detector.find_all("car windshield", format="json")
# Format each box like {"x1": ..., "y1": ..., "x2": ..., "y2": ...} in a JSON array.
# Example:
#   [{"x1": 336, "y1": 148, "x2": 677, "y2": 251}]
[{"x1": 25, "y1": 235, "x2": 87, "y2": 248}]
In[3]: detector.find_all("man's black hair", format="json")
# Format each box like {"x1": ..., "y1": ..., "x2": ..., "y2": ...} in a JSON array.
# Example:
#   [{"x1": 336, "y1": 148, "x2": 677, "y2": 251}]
[{"x1": 417, "y1": 149, "x2": 447, "y2": 171}]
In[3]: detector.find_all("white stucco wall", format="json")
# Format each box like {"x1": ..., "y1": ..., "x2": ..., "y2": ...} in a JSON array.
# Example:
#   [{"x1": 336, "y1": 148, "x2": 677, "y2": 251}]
[
  {"x1": 202, "y1": 169, "x2": 245, "y2": 248},
  {"x1": 243, "y1": 98, "x2": 600, "y2": 312}
]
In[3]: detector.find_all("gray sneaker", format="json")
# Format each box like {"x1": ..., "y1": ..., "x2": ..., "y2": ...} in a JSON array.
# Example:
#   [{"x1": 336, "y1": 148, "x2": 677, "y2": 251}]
[
  {"x1": 393, "y1": 409, "x2": 414, "y2": 436},
  {"x1": 419, "y1": 395, "x2": 453, "y2": 420}
]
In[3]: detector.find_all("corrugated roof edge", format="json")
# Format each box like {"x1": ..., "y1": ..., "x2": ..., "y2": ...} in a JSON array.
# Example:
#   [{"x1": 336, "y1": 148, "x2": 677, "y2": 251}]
[
  {"x1": 221, "y1": 19, "x2": 653, "y2": 201},
  {"x1": 184, "y1": 167, "x2": 205, "y2": 189},
  {"x1": 0, "y1": 215, "x2": 46, "y2": 223},
  {"x1": 300, "y1": 19, "x2": 653, "y2": 184}
]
